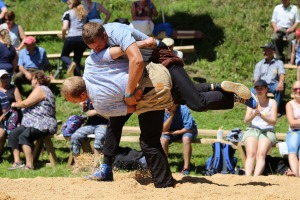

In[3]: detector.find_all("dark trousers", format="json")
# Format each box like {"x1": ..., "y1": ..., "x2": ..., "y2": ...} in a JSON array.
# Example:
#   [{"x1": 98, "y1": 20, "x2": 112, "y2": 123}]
[
  {"x1": 60, "y1": 36, "x2": 87, "y2": 76},
  {"x1": 168, "y1": 65, "x2": 234, "y2": 111},
  {"x1": 103, "y1": 110, "x2": 173, "y2": 188},
  {"x1": 8, "y1": 125, "x2": 49, "y2": 149}
]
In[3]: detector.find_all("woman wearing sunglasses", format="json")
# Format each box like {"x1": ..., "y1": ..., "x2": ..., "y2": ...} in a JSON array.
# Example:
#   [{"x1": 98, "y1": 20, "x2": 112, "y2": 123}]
[
  {"x1": 242, "y1": 79, "x2": 278, "y2": 176},
  {"x1": 285, "y1": 81, "x2": 300, "y2": 177},
  {"x1": 0, "y1": 10, "x2": 26, "y2": 51}
]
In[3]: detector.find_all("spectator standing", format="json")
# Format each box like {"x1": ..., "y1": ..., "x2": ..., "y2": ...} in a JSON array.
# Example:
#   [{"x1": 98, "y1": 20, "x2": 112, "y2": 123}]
[
  {"x1": 8, "y1": 71, "x2": 57, "y2": 170},
  {"x1": 0, "y1": 29, "x2": 17, "y2": 78},
  {"x1": 285, "y1": 81, "x2": 300, "y2": 177},
  {"x1": 290, "y1": 28, "x2": 300, "y2": 80},
  {"x1": 83, "y1": 0, "x2": 110, "y2": 24},
  {"x1": 160, "y1": 104, "x2": 198, "y2": 175},
  {"x1": 14, "y1": 36, "x2": 53, "y2": 93},
  {"x1": 0, "y1": 0, "x2": 7, "y2": 24},
  {"x1": 253, "y1": 43, "x2": 285, "y2": 117},
  {"x1": 271, "y1": 0, "x2": 300, "y2": 62},
  {"x1": 70, "y1": 99, "x2": 108, "y2": 172},
  {"x1": 243, "y1": 80, "x2": 277, "y2": 176},
  {"x1": 130, "y1": 0, "x2": 158, "y2": 35},
  {"x1": 61, "y1": 0, "x2": 87, "y2": 77},
  {"x1": 0, "y1": 10, "x2": 26, "y2": 51}
]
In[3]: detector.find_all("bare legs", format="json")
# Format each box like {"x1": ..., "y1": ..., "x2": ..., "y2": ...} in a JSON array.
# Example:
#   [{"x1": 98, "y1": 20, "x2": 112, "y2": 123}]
[
  {"x1": 160, "y1": 136, "x2": 192, "y2": 170},
  {"x1": 244, "y1": 137, "x2": 272, "y2": 176},
  {"x1": 288, "y1": 153, "x2": 300, "y2": 177}
]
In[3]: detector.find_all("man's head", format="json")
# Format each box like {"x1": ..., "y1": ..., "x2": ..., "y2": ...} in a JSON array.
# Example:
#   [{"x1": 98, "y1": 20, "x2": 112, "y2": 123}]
[
  {"x1": 0, "y1": 69, "x2": 9, "y2": 87},
  {"x1": 24, "y1": 36, "x2": 36, "y2": 52},
  {"x1": 61, "y1": 76, "x2": 88, "y2": 103},
  {"x1": 282, "y1": 0, "x2": 290, "y2": 8},
  {"x1": 82, "y1": 22, "x2": 108, "y2": 53},
  {"x1": 260, "y1": 43, "x2": 275, "y2": 60}
]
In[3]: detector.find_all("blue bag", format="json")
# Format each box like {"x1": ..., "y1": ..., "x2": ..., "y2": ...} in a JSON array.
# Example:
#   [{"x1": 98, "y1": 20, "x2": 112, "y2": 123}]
[
  {"x1": 205, "y1": 142, "x2": 237, "y2": 175},
  {"x1": 61, "y1": 114, "x2": 85, "y2": 137}
]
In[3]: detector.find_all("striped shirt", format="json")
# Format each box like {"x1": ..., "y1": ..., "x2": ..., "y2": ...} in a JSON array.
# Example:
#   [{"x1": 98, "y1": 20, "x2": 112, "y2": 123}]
[{"x1": 0, "y1": 91, "x2": 10, "y2": 115}]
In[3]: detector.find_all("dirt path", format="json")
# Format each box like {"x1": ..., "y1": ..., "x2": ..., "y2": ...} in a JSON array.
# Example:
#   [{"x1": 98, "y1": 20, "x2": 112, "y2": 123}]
[{"x1": 0, "y1": 172, "x2": 299, "y2": 200}]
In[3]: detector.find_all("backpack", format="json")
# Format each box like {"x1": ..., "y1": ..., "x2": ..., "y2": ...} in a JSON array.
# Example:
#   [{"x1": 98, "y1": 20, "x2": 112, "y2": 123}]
[
  {"x1": 3, "y1": 108, "x2": 22, "y2": 134},
  {"x1": 112, "y1": 147, "x2": 147, "y2": 170},
  {"x1": 61, "y1": 114, "x2": 85, "y2": 137},
  {"x1": 263, "y1": 155, "x2": 290, "y2": 175},
  {"x1": 226, "y1": 128, "x2": 243, "y2": 142},
  {"x1": 204, "y1": 142, "x2": 237, "y2": 176}
]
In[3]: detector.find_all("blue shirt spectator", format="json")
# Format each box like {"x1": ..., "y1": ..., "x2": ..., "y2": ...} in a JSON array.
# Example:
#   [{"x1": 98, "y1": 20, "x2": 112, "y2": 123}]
[
  {"x1": 163, "y1": 105, "x2": 197, "y2": 132},
  {"x1": 161, "y1": 104, "x2": 198, "y2": 175},
  {"x1": 18, "y1": 46, "x2": 50, "y2": 70}
]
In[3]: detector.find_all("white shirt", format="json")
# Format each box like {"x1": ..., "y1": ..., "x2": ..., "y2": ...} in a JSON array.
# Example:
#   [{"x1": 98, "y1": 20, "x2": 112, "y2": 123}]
[{"x1": 271, "y1": 4, "x2": 300, "y2": 29}]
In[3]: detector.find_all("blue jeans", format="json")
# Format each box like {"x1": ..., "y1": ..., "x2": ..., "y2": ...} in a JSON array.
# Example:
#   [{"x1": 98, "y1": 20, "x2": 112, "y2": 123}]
[
  {"x1": 286, "y1": 130, "x2": 300, "y2": 157},
  {"x1": 161, "y1": 128, "x2": 198, "y2": 144},
  {"x1": 251, "y1": 82, "x2": 285, "y2": 112},
  {"x1": 70, "y1": 124, "x2": 107, "y2": 155}
]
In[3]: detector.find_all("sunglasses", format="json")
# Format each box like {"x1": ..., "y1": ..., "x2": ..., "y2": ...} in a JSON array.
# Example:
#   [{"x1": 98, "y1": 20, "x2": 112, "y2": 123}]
[
  {"x1": 4, "y1": 18, "x2": 12, "y2": 21},
  {"x1": 0, "y1": 76, "x2": 9, "y2": 80},
  {"x1": 293, "y1": 88, "x2": 300, "y2": 92}
]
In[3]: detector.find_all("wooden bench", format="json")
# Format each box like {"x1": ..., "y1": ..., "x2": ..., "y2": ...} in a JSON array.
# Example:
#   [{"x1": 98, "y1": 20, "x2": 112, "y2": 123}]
[
  {"x1": 284, "y1": 64, "x2": 297, "y2": 69},
  {"x1": 25, "y1": 30, "x2": 62, "y2": 37},
  {"x1": 32, "y1": 134, "x2": 57, "y2": 167},
  {"x1": 55, "y1": 126, "x2": 286, "y2": 168}
]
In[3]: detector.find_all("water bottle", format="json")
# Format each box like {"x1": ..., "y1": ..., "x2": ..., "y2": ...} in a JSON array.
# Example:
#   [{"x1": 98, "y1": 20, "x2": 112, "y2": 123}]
[{"x1": 217, "y1": 127, "x2": 223, "y2": 140}]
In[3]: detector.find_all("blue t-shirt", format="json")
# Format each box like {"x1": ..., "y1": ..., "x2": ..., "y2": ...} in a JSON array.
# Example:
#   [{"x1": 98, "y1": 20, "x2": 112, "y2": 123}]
[
  {"x1": 18, "y1": 46, "x2": 50, "y2": 70},
  {"x1": 164, "y1": 105, "x2": 197, "y2": 131},
  {"x1": 0, "y1": 43, "x2": 16, "y2": 76}
]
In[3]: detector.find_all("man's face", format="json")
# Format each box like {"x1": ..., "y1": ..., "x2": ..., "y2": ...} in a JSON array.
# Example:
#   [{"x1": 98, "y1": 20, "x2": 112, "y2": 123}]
[
  {"x1": 87, "y1": 35, "x2": 108, "y2": 53},
  {"x1": 263, "y1": 48, "x2": 274, "y2": 59},
  {"x1": 282, "y1": 0, "x2": 290, "y2": 7},
  {"x1": 25, "y1": 43, "x2": 36, "y2": 52},
  {"x1": 64, "y1": 93, "x2": 88, "y2": 103}
]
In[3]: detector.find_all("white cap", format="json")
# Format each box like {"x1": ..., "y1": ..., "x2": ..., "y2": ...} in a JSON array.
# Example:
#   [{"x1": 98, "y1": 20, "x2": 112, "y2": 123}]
[
  {"x1": 162, "y1": 37, "x2": 174, "y2": 47},
  {"x1": 0, "y1": 70, "x2": 8, "y2": 77}
]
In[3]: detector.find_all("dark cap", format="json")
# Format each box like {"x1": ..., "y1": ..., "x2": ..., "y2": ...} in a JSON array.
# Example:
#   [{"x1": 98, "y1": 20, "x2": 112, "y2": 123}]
[
  {"x1": 254, "y1": 79, "x2": 268, "y2": 88},
  {"x1": 260, "y1": 43, "x2": 275, "y2": 50}
]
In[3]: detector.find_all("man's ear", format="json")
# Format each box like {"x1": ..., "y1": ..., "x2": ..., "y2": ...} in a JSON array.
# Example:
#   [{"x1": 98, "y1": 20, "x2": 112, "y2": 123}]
[
  {"x1": 103, "y1": 31, "x2": 108, "y2": 41},
  {"x1": 80, "y1": 91, "x2": 88, "y2": 100}
]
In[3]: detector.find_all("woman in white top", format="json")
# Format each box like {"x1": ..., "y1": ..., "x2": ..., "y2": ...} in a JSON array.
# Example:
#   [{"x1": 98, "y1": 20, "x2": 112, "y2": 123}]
[
  {"x1": 0, "y1": 10, "x2": 26, "y2": 51},
  {"x1": 242, "y1": 79, "x2": 277, "y2": 176},
  {"x1": 285, "y1": 81, "x2": 300, "y2": 177}
]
